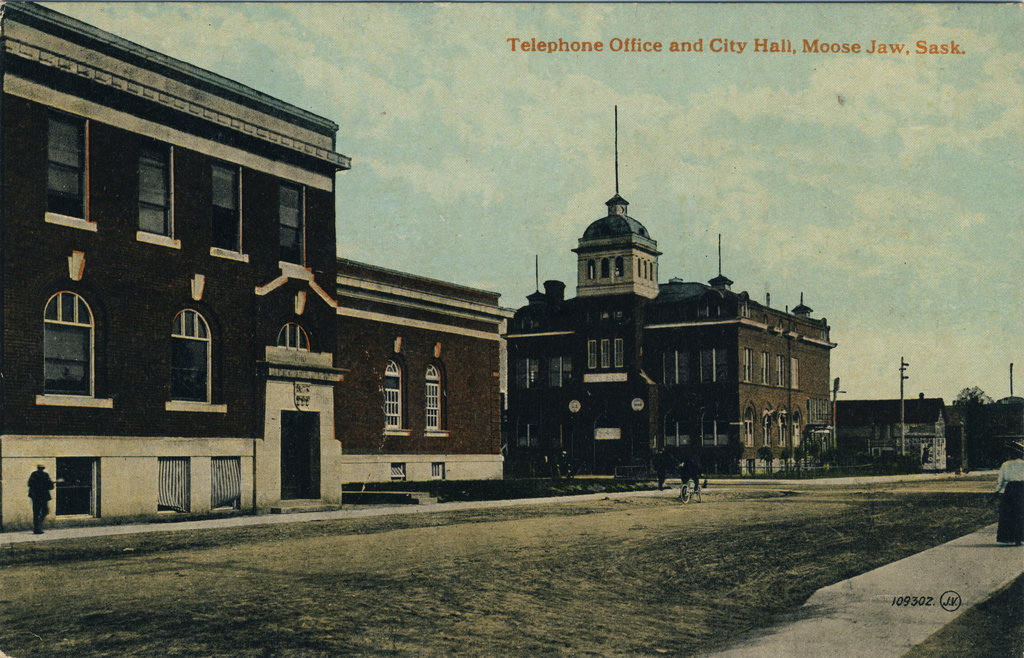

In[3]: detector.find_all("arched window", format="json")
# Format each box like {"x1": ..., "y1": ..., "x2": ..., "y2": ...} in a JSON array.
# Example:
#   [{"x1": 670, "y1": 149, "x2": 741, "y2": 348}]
[
  {"x1": 779, "y1": 413, "x2": 789, "y2": 447},
  {"x1": 600, "y1": 258, "x2": 610, "y2": 278},
  {"x1": 425, "y1": 364, "x2": 443, "y2": 430},
  {"x1": 587, "y1": 259, "x2": 596, "y2": 280},
  {"x1": 384, "y1": 360, "x2": 403, "y2": 429},
  {"x1": 43, "y1": 291, "x2": 93, "y2": 395},
  {"x1": 744, "y1": 407, "x2": 755, "y2": 447},
  {"x1": 762, "y1": 413, "x2": 772, "y2": 446},
  {"x1": 791, "y1": 411, "x2": 801, "y2": 447},
  {"x1": 277, "y1": 323, "x2": 309, "y2": 350},
  {"x1": 614, "y1": 256, "x2": 624, "y2": 277},
  {"x1": 171, "y1": 309, "x2": 211, "y2": 402}
]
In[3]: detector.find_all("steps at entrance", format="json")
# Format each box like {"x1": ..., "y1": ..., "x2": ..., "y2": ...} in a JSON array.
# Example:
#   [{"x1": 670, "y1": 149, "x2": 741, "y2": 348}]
[
  {"x1": 269, "y1": 500, "x2": 343, "y2": 514},
  {"x1": 342, "y1": 491, "x2": 437, "y2": 506}
]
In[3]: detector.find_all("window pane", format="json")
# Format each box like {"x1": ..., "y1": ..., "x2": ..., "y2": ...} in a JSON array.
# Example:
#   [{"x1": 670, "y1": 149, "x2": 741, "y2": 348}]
[
  {"x1": 715, "y1": 348, "x2": 728, "y2": 382},
  {"x1": 47, "y1": 165, "x2": 81, "y2": 196},
  {"x1": 44, "y1": 324, "x2": 89, "y2": 394},
  {"x1": 48, "y1": 118, "x2": 81, "y2": 167},
  {"x1": 279, "y1": 183, "x2": 302, "y2": 263},
  {"x1": 76, "y1": 297, "x2": 89, "y2": 324},
  {"x1": 279, "y1": 185, "x2": 300, "y2": 227},
  {"x1": 425, "y1": 380, "x2": 440, "y2": 429},
  {"x1": 700, "y1": 349, "x2": 713, "y2": 382},
  {"x1": 139, "y1": 207, "x2": 168, "y2": 235},
  {"x1": 138, "y1": 146, "x2": 170, "y2": 236},
  {"x1": 280, "y1": 226, "x2": 301, "y2": 263},
  {"x1": 60, "y1": 292, "x2": 76, "y2": 323},
  {"x1": 171, "y1": 338, "x2": 208, "y2": 401},
  {"x1": 44, "y1": 296, "x2": 59, "y2": 321},
  {"x1": 138, "y1": 153, "x2": 167, "y2": 206},
  {"x1": 212, "y1": 206, "x2": 240, "y2": 251},
  {"x1": 212, "y1": 165, "x2": 237, "y2": 209}
]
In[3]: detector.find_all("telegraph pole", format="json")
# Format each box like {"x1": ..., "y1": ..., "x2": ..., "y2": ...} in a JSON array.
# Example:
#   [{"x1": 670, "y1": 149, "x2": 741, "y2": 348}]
[
  {"x1": 831, "y1": 377, "x2": 845, "y2": 454},
  {"x1": 899, "y1": 357, "x2": 909, "y2": 455}
]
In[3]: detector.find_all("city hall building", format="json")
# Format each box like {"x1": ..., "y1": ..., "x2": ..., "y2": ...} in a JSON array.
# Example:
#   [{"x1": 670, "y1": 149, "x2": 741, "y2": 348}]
[
  {"x1": 506, "y1": 193, "x2": 835, "y2": 475},
  {"x1": 0, "y1": 4, "x2": 504, "y2": 530}
]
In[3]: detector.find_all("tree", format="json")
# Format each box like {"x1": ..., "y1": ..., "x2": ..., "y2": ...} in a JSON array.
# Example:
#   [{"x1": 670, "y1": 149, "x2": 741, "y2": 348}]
[
  {"x1": 779, "y1": 447, "x2": 793, "y2": 473},
  {"x1": 757, "y1": 446, "x2": 774, "y2": 474},
  {"x1": 793, "y1": 443, "x2": 807, "y2": 470},
  {"x1": 953, "y1": 386, "x2": 998, "y2": 470},
  {"x1": 954, "y1": 387, "x2": 993, "y2": 406}
]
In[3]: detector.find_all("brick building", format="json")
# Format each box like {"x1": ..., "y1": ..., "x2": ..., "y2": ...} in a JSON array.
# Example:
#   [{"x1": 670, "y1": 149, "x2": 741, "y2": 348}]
[
  {"x1": 506, "y1": 193, "x2": 834, "y2": 475},
  {"x1": 335, "y1": 259, "x2": 509, "y2": 483},
  {"x1": 835, "y1": 396, "x2": 949, "y2": 470},
  {"x1": 0, "y1": 3, "x2": 349, "y2": 528},
  {"x1": 0, "y1": 4, "x2": 507, "y2": 530}
]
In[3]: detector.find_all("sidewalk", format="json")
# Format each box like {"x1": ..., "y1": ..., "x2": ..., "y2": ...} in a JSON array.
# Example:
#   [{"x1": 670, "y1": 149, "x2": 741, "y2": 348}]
[
  {"x1": 708, "y1": 523, "x2": 1024, "y2": 657},
  {"x1": 0, "y1": 486, "x2": 674, "y2": 546}
]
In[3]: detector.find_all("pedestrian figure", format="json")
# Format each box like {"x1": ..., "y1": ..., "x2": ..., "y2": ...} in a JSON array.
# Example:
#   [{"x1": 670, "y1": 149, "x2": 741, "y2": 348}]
[
  {"x1": 995, "y1": 441, "x2": 1024, "y2": 546},
  {"x1": 28, "y1": 464, "x2": 54, "y2": 534},
  {"x1": 654, "y1": 449, "x2": 669, "y2": 490}
]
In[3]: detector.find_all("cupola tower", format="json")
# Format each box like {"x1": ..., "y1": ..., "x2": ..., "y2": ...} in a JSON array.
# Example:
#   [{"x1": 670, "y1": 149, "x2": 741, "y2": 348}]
[{"x1": 572, "y1": 107, "x2": 660, "y2": 298}]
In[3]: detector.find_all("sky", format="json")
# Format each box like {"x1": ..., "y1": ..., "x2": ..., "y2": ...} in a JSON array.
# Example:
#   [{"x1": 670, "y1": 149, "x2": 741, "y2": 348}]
[{"x1": 48, "y1": 2, "x2": 1024, "y2": 404}]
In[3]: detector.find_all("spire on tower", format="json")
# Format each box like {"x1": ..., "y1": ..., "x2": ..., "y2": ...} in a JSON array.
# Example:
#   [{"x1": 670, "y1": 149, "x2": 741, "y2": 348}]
[
  {"x1": 614, "y1": 105, "x2": 619, "y2": 195},
  {"x1": 708, "y1": 233, "x2": 733, "y2": 290}
]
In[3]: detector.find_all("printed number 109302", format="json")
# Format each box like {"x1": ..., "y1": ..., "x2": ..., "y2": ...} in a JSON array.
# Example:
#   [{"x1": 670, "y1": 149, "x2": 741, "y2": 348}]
[{"x1": 891, "y1": 596, "x2": 934, "y2": 607}]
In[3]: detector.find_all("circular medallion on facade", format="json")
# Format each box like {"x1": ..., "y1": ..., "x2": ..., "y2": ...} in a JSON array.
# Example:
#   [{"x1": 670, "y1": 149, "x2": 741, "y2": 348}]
[
  {"x1": 631, "y1": 397, "x2": 645, "y2": 412},
  {"x1": 568, "y1": 399, "x2": 582, "y2": 413}
]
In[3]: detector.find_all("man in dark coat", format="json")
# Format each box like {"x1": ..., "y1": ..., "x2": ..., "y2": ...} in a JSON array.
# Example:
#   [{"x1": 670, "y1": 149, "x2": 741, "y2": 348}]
[
  {"x1": 653, "y1": 449, "x2": 670, "y2": 490},
  {"x1": 28, "y1": 464, "x2": 54, "y2": 534}
]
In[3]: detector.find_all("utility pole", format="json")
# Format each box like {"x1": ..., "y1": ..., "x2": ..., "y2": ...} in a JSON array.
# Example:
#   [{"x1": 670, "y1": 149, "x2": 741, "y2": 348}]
[
  {"x1": 831, "y1": 377, "x2": 845, "y2": 454},
  {"x1": 899, "y1": 357, "x2": 909, "y2": 455}
]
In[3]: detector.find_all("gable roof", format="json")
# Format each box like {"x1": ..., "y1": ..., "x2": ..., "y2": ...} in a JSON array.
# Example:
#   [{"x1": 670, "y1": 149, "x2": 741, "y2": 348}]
[{"x1": 837, "y1": 398, "x2": 946, "y2": 425}]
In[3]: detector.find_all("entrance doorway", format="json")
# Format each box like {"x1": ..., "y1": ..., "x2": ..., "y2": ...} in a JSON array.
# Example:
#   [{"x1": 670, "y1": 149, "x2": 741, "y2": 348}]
[{"x1": 281, "y1": 410, "x2": 320, "y2": 499}]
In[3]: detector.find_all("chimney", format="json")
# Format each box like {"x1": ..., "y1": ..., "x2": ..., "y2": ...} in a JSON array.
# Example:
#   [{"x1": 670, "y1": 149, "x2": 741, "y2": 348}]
[{"x1": 543, "y1": 280, "x2": 565, "y2": 304}]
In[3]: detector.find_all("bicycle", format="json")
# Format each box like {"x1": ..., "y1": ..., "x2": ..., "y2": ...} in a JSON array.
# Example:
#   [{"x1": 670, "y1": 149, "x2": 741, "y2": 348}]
[{"x1": 680, "y1": 478, "x2": 702, "y2": 503}]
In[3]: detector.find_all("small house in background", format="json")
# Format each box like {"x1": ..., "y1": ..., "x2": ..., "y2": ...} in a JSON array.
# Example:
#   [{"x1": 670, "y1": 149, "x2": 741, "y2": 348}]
[{"x1": 835, "y1": 395, "x2": 948, "y2": 470}]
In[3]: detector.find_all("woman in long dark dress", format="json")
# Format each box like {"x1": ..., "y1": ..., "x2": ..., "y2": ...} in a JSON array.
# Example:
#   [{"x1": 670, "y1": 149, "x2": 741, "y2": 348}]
[{"x1": 995, "y1": 442, "x2": 1024, "y2": 546}]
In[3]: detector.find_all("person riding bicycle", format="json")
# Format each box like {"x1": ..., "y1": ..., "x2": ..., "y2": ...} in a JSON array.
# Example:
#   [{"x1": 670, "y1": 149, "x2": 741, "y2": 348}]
[{"x1": 678, "y1": 457, "x2": 701, "y2": 496}]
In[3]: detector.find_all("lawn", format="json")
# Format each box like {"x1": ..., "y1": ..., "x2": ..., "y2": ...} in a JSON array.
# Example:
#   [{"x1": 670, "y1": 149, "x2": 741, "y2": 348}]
[{"x1": 0, "y1": 478, "x2": 1003, "y2": 656}]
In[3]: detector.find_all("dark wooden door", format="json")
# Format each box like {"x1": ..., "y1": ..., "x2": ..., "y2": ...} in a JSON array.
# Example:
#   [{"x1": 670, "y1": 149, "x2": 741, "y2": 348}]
[{"x1": 281, "y1": 411, "x2": 320, "y2": 499}]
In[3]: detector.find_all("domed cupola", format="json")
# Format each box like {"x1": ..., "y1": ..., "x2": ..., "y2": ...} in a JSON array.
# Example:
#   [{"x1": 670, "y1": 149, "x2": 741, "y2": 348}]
[{"x1": 572, "y1": 195, "x2": 661, "y2": 299}]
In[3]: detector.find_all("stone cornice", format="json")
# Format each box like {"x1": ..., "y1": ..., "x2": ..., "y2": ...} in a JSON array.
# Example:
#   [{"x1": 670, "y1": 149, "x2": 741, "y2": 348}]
[{"x1": 3, "y1": 36, "x2": 350, "y2": 171}]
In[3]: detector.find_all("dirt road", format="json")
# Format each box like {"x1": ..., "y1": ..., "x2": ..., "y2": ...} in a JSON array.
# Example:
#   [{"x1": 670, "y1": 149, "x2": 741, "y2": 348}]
[{"x1": 0, "y1": 478, "x2": 998, "y2": 656}]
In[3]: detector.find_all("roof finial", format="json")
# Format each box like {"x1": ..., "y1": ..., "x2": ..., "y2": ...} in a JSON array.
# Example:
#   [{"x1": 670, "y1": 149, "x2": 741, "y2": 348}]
[
  {"x1": 718, "y1": 233, "x2": 722, "y2": 276},
  {"x1": 535, "y1": 254, "x2": 539, "y2": 292},
  {"x1": 614, "y1": 105, "x2": 619, "y2": 195}
]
